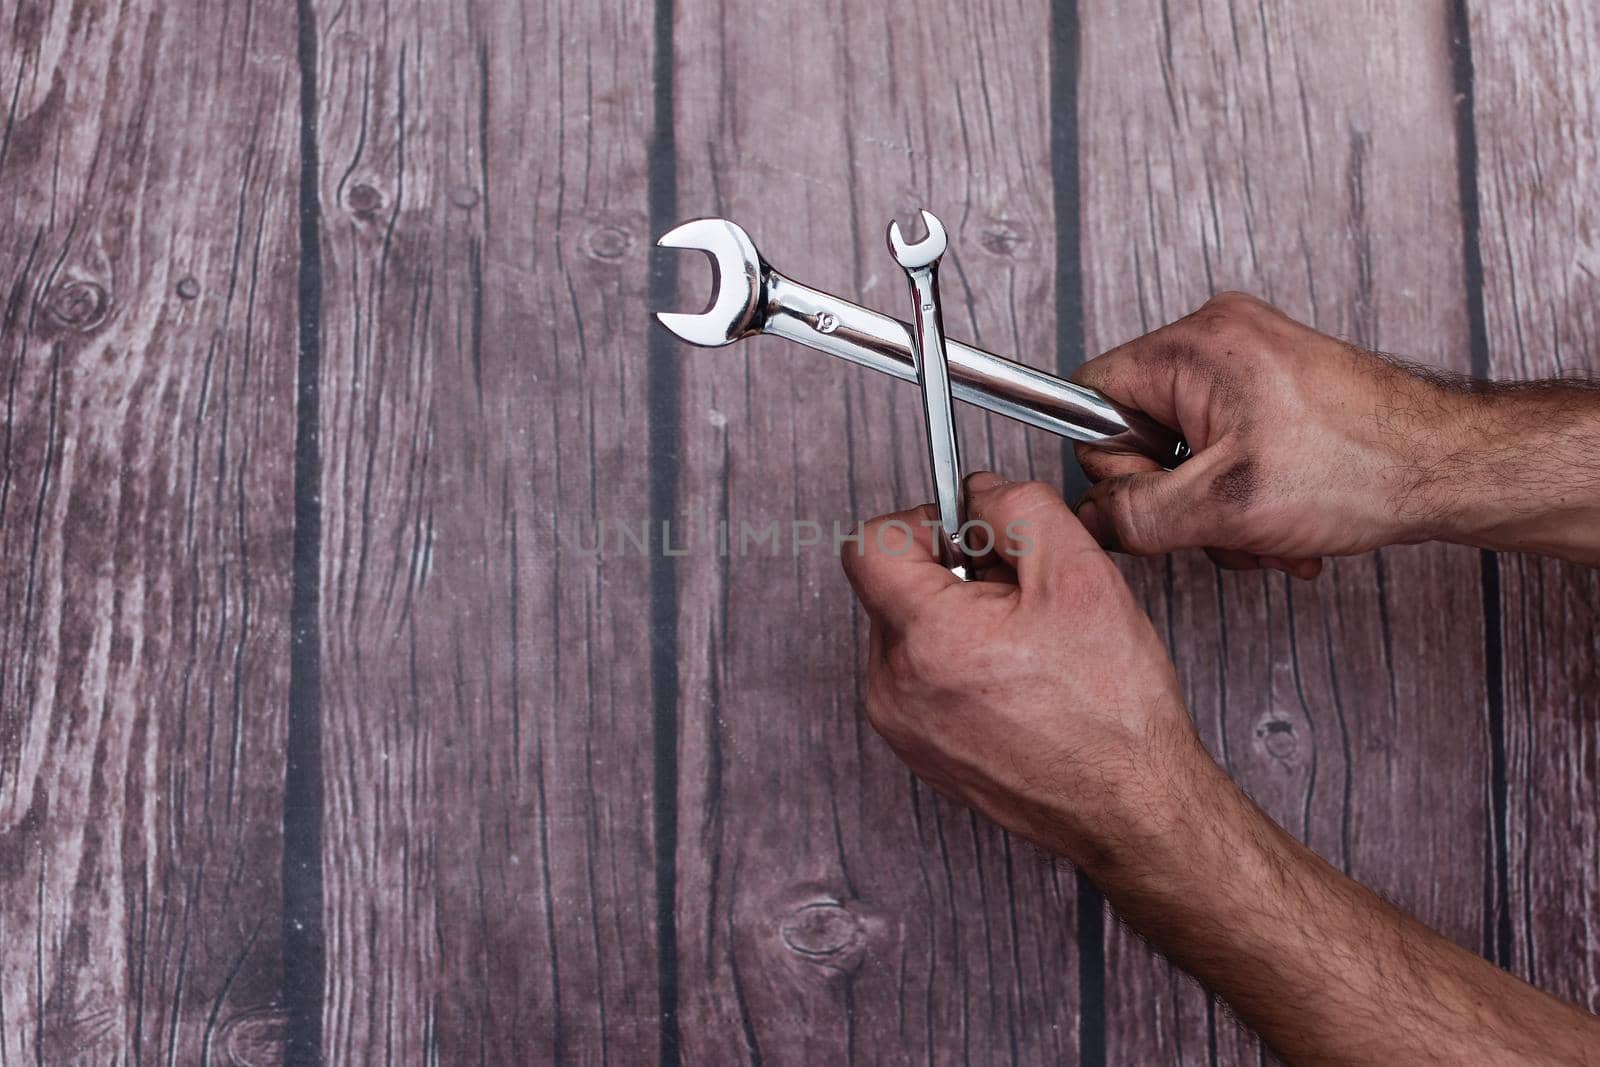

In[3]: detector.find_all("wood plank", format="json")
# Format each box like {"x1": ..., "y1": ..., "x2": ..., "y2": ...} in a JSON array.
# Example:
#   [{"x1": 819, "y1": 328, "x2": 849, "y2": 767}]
[
  {"x1": 0, "y1": 3, "x2": 298, "y2": 1062},
  {"x1": 1076, "y1": 2, "x2": 1487, "y2": 1061},
  {"x1": 669, "y1": 1, "x2": 1080, "y2": 1060},
  {"x1": 1468, "y1": 0, "x2": 1600, "y2": 1011},
  {"x1": 310, "y1": 0, "x2": 662, "y2": 1059}
]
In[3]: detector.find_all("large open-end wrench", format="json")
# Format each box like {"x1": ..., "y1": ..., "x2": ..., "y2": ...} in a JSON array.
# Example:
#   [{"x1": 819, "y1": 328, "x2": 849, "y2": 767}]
[
  {"x1": 654, "y1": 217, "x2": 1191, "y2": 467},
  {"x1": 887, "y1": 209, "x2": 972, "y2": 579}
]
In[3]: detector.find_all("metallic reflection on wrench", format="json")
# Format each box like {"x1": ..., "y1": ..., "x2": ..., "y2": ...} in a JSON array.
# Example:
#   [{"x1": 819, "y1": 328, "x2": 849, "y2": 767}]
[
  {"x1": 888, "y1": 209, "x2": 972, "y2": 579},
  {"x1": 654, "y1": 218, "x2": 1191, "y2": 467}
]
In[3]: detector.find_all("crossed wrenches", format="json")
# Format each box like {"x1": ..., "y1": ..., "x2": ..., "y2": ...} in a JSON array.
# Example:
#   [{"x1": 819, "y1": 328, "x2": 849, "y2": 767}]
[{"x1": 654, "y1": 218, "x2": 1190, "y2": 467}]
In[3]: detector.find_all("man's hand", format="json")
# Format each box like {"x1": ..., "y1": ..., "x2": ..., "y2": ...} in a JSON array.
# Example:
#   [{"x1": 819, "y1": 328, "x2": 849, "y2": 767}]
[
  {"x1": 1072, "y1": 291, "x2": 1600, "y2": 570},
  {"x1": 841, "y1": 472, "x2": 1207, "y2": 869},
  {"x1": 842, "y1": 475, "x2": 1600, "y2": 1064}
]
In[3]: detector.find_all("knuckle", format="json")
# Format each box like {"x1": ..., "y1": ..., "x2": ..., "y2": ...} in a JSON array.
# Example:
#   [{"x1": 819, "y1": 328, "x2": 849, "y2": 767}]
[
  {"x1": 1202, "y1": 290, "x2": 1264, "y2": 314},
  {"x1": 1113, "y1": 508, "x2": 1158, "y2": 557},
  {"x1": 1139, "y1": 332, "x2": 1206, "y2": 374},
  {"x1": 877, "y1": 512, "x2": 922, "y2": 551},
  {"x1": 1186, "y1": 292, "x2": 1269, "y2": 349},
  {"x1": 1100, "y1": 478, "x2": 1160, "y2": 555},
  {"x1": 998, "y1": 480, "x2": 1063, "y2": 518},
  {"x1": 857, "y1": 514, "x2": 894, "y2": 543},
  {"x1": 839, "y1": 529, "x2": 872, "y2": 581},
  {"x1": 845, "y1": 514, "x2": 906, "y2": 569},
  {"x1": 1073, "y1": 442, "x2": 1106, "y2": 480},
  {"x1": 1071, "y1": 352, "x2": 1114, "y2": 390},
  {"x1": 1074, "y1": 449, "x2": 1115, "y2": 485}
]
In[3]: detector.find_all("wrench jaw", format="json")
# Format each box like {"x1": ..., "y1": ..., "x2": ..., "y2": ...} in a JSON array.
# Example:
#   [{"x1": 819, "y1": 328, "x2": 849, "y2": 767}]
[
  {"x1": 654, "y1": 218, "x2": 767, "y2": 347},
  {"x1": 885, "y1": 209, "x2": 948, "y2": 269}
]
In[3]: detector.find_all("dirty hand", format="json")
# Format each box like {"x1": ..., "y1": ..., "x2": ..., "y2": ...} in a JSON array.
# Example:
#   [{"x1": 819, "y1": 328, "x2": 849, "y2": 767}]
[
  {"x1": 1071, "y1": 292, "x2": 1491, "y2": 578},
  {"x1": 840, "y1": 473, "x2": 1209, "y2": 867}
]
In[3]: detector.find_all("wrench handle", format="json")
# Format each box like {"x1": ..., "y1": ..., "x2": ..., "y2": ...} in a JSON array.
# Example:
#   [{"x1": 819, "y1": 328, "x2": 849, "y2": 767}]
[
  {"x1": 904, "y1": 264, "x2": 973, "y2": 578},
  {"x1": 762, "y1": 272, "x2": 1191, "y2": 468}
]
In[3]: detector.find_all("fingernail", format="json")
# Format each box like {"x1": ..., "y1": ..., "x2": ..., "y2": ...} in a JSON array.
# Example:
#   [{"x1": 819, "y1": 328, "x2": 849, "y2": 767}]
[{"x1": 965, "y1": 471, "x2": 1009, "y2": 494}]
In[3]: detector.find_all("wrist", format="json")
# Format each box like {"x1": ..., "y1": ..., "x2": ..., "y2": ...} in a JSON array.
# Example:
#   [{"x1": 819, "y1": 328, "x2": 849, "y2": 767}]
[
  {"x1": 1054, "y1": 719, "x2": 1235, "y2": 881},
  {"x1": 1419, "y1": 384, "x2": 1600, "y2": 559}
]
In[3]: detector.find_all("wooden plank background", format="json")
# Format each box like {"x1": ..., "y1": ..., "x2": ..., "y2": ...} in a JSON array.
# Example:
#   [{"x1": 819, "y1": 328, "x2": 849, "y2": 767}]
[
  {"x1": 0, "y1": 2, "x2": 298, "y2": 1062},
  {"x1": 1, "y1": 1, "x2": 1595, "y2": 1063}
]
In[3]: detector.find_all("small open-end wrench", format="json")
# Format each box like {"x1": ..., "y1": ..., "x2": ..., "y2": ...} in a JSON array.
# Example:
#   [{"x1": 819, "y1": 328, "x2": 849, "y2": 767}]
[
  {"x1": 654, "y1": 217, "x2": 1191, "y2": 466},
  {"x1": 887, "y1": 209, "x2": 971, "y2": 579}
]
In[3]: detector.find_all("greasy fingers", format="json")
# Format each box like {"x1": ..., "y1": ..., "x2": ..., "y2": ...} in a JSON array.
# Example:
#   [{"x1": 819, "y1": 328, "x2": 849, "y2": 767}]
[
  {"x1": 1073, "y1": 440, "x2": 1162, "y2": 485},
  {"x1": 1069, "y1": 458, "x2": 1321, "y2": 578},
  {"x1": 1071, "y1": 454, "x2": 1236, "y2": 556},
  {"x1": 1071, "y1": 290, "x2": 1278, "y2": 442},
  {"x1": 1069, "y1": 292, "x2": 1465, "y2": 563}
]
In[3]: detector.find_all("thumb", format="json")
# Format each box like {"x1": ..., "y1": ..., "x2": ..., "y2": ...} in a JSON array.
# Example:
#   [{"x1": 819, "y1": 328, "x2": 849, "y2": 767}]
[{"x1": 1073, "y1": 454, "x2": 1229, "y2": 556}]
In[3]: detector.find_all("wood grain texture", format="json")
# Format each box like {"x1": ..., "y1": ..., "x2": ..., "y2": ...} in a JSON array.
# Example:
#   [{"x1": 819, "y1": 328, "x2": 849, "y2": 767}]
[
  {"x1": 1468, "y1": 0, "x2": 1600, "y2": 1010},
  {"x1": 0, "y1": 1, "x2": 297, "y2": 1062},
  {"x1": 310, "y1": 0, "x2": 662, "y2": 1060},
  {"x1": 669, "y1": 1, "x2": 1081, "y2": 1061},
  {"x1": 7, "y1": 0, "x2": 1600, "y2": 1062},
  {"x1": 1077, "y1": 2, "x2": 1488, "y2": 1062}
]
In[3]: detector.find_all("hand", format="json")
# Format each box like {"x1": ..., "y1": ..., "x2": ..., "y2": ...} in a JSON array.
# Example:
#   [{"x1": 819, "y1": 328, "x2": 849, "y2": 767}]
[
  {"x1": 841, "y1": 471, "x2": 1600, "y2": 1067},
  {"x1": 1070, "y1": 292, "x2": 1484, "y2": 577},
  {"x1": 840, "y1": 473, "x2": 1209, "y2": 868}
]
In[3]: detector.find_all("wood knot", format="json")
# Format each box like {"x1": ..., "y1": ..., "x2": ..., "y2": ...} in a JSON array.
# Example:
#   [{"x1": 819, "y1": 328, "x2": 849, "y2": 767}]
[
  {"x1": 345, "y1": 181, "x2": 385, "y2": 216},
  {"x1": 448, "y1": 184, "x2": 480, "y2": 209},
  {"x1": 215, "y1": 1006, "x2": 287, "y2": 1066},
  {"x1": 584, "y1": 223, "x2": 635, "y2": 261},
  {"x1": 780, "y1": 899, "x2": 865, "y2": 962},
  {"x1": 175, "y1": 275, "x2": 201, "y2": 300},
  {"x1": 45, "y1": 278, "x2": 109, "y2": 332},
  {"x1": 1255, "y1": 715, "x2": 1299, "y2": 760},
  {"x1": 978, "y1": 218, "x2": 1032, "y2": 257}
]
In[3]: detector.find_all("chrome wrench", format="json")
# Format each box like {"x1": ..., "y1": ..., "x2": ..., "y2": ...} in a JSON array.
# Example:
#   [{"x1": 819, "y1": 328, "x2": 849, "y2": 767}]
[
  {"x1": 654, "y1": 217, "x2": 1190, "y2": 466},
  {"x1": 887, "y1": 209, "x2": 971, "y2": 579}
]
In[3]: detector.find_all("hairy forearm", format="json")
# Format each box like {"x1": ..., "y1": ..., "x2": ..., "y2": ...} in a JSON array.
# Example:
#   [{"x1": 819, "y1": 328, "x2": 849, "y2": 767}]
[
  {"x1": 1405, "y1": 377, "x2": 1600, "y2": 564},
  {"x1": 1077, "y1": 737, "x2": 1600, "y2": 1065}
]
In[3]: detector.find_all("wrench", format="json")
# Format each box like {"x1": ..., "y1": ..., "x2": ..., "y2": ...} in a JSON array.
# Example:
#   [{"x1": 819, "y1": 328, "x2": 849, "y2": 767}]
[
  {"x1": 654, "y1": 217, "x2": 1190, "y2": 467},
  {"x1": 887, "y1": 209, "x2": 971, "y2": 579}
]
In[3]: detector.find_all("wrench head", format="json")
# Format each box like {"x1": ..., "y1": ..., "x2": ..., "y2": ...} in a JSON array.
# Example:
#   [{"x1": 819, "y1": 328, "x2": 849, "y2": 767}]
[
  {"x1": 654, "y1": 218, "x2": 764, "y2": 347},
  {"x1": 885, "y1": 209, "x2": 947, "y2": 269}
]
